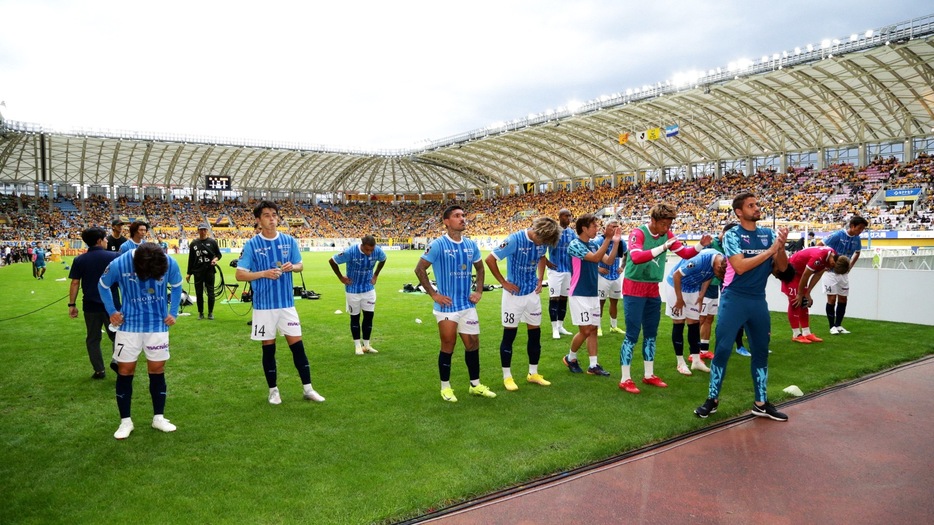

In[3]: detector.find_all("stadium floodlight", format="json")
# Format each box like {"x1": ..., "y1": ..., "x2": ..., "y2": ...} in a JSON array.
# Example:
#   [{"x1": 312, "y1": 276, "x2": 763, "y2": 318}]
[
  {"x1": 772, "y1": 53, "x2": 780, "y2": 60},
  {"x1": 821, "y1": 39, "x2": 831, "y2": 49},
  {"x1": 865, "y1": 30, "x2": 874, "y2": 38},
  {"x1": 850, "y1": 34, "x2": 858, "y2": 42},
  {"x1": 806, "y1": 44, "x2": 814, "y2": 52},
  {"x1": 795, "y1": 47, "x2": 802, "y2": 55}
]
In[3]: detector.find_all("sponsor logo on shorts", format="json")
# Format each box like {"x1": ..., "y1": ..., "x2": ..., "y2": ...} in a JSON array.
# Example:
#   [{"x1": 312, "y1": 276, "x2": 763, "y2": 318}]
[
  {"x1": 146, "y1": 342, "x2": 169, "y2": 351},
  {"x1": 287, "y1": 321, "x2": 300, "y2": 326},
  {"x1": 466, "y1": 319, "x2": 479, "y2": 326}
]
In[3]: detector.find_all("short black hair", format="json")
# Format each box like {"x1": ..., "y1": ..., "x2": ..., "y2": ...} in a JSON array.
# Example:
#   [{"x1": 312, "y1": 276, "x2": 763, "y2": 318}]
[
  {"x1": 442, "y1": 205, "x2": 463, "y2": 220},
  {"x1": 253, "y1": 200, "x2": 279, "y2": 218},
  {"x1": 128, "y1": 221, "x2": 150, "y2": 237},
  {"x1": 133, "y1": 243, "x2": 169, "y2": 281},
  {"x1": 81, "y1": 227, "x2": 107, "y2": 248},
  {"x1": 361, "y1": 235, "x2": 376, "y2": 246},
  {"x1": 773, "y1": 264, "x2": 796, "y2": 283},
  {"x1": 732, "y1": 192, "x2": 755, "y2": 212},
  {"x1": 848, "y1": 216, "x2": 869, "y2": 228}
]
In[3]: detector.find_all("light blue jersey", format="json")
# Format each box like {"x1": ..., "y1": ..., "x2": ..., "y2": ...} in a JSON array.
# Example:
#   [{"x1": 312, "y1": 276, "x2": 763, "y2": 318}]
[
  {"x1": 721, "y1": 226, "x2": 777, "y2": 299},
  {"x1": 822, "y1": 228, "x2": 862, "y2": 266},
  {"x1": 98, "y1": 249, "x2": 182, "y2": 333},
  {"x1": 119, "y1": 239, "x2": 140, "y2": 254},
  {"x1": 421, "y1": 235, "x2": 481, "y2": 313},
  {"x1": 332, "y1": 244, "x2": 387, "y2": 294},
  {"x1": 665, "y1": 248, "x2": 719, "y2": 293},
  {"x1": 239, "y1": 232, "x2": 302, "y2": 310},
  {"x1": 491, "y1": 229, "x2": 547, "y2": 296},
  {"x1": 595, "y1": 236, "x2": 627, "y2": 281},
  {"x1": 547, "y1": 227, "x2": 576, "y2": 273}
]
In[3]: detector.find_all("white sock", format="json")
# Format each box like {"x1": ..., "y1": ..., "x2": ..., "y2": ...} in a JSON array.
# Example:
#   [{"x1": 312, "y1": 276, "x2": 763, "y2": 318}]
[
  {"x1": 620, "y1": 364, "x2": 631, "y2": 382},
  {"x1": 610, "y1": 318, "x2": 617, "y2": 328},
  {"x1": 792, "y1": 329, "x2": 800, "y2": 337},
  {"x1": 529, "y1": 364, "x2": 538, "y2": 375},
  {"x1": 568, "y1": 349, "x2": 578, "y2": 361},
  {"x1": 469, "y1": 379, "x2": 479, "y2": 387},
  {"x1": 802, "y1": 327, "x2": 812, "y2": 336},
  {"x1": 676, "y1": 356, "x2": 686, "y2": 366},
  {"x1": 502, "y1": 367, "x2": 512, "y2": 380},
  {"x1": 303, "y1": 383, "x2": 314, "y2": 394},
  {"x1": 441, "y1": 381, "x2": 451, "y2": 390},
  {"x1": 363, "y1": 339, "x2": 370, "y2": 347},
  {"x1": 589, "y1": 355, "x2": 598, "y2": 368},
  {"x1": 552, "y1": 321, "x2": 559, "y2": 330},
  {"x1": 645, "y1": 360, "x2": 654, "y2": 378},
  {"x1": 354, "y1": 339, "x2": 362, "y2": 348},
  {"x1": 270, "y1": 386, "x2": 279, "y2": 394}
]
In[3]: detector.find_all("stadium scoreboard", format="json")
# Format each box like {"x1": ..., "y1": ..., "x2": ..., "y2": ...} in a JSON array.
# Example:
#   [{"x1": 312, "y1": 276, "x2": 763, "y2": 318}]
[{"x1": 205, "y1": 175, "x2": 231, "y2": 191}]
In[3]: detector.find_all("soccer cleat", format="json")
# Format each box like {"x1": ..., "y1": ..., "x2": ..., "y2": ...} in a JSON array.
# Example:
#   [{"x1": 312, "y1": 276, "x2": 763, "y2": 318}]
[
  {"x1": 355, "y1": 347, "x2": 365, "y2": 356},
  {"x1": 792, "y1": 335, "x2": 812, "y2": 344},
  {"x1": 552, "y1": 328, "x2": 561, "y2": 340},
  {"x1": 642, "y1": 375, "x2": 668, "y2": 388},
  {"x1": 503, "y1": 377, "x2": 519, "y2": 391},
  {"x1": 597, "y1": 327, "x2": 603, "y2": 337},
  {"x1": 268, "y1": 387, "x2": 282, "y2": 405},
  {"x1": 468, "y1": 383, "x2": 497, "y2": 398},
  {"x1": 92, "y1": 371, "x2": 106, "y2": 380},
  {"x1": 752, "y1": 401, "x2": 788, "y2": 421},
  {"x1": 207, "y1": 314, "x2": 214, "y2": 320},
  {"x1": 805, "y1": 333, "x2": 824, "y2": 343},
  {"x1": 677, "y1": 363, "x2": 692, "y2": 376},
  {"x1": 829, "y1": 326, "x2": 841, "y2": 335},
  {"x1": 699, "y1": 351, "x2": 715, "y2": 360},
  {"x1": 198, "y1": 313, "x2": 205, "y2": 320},
  {"x1": 619, "y1": 379, "x2": 640, "y2": 394},
  {"x1": 691, "y1": 359, "x2": 710, "y2": 372},
  {"x1": 694, "y1": 398, "x2": 719, "y2": 418},
  {"x1": 526, "y1": 373, "x2": 551, "y2": 386},
  {"x1": 151, "y1": 415, "x2": 177, "y2": 433},
  {"x1": 563, "y1": 355, "x2": 583, "y2": 374},
  {"x1": 363, "y1": 345, "x2": 379, "y2": 354},
  {"x1": 303, "y1": 389, "x2": 326, "y2": 402},
  {"x1": 440, "y1": 387, "x2": 458, "y2": 402},
  {"x1": 587, "y1": 364, "x2": 610, "y2": 376},
  {"x1": 736, "y1": 346, "x2": 751, "y2": 357},
  {"x1": 558, "y1": 326, "x2": 573, "y2": 336},
  {"x1": 113, "y1": 419, "x2": 134, "y2": 440},
  {"x1": 609, "y1": 326, "x2": 625, "y2": 334},
  {"x1": 836, "y1": 326, "x2": 850, "y2": 334}
]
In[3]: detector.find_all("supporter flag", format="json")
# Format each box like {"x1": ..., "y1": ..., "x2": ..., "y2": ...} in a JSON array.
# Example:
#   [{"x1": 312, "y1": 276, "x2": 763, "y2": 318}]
[
  {"x1": 636, "y1": 131, "x2": 647, "y2": 142},
  {"x1": 618, "y1": 132, "x2": 630, "y2": 145},
  {"x1": 665, "y1": 124, "x2": 680, "y2": 137},
  {"x1": 646, "y1": 127, "x2": 662, "y2": 141}
]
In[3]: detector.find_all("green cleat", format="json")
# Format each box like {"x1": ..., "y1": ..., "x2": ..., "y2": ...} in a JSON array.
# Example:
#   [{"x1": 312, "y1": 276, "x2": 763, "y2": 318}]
[
  {"x1": 468, "y1": 383, "x2": 497, "y2": 398},
  {"x1": 440, "y1": 387, "x2": 458, "y2": 402}
]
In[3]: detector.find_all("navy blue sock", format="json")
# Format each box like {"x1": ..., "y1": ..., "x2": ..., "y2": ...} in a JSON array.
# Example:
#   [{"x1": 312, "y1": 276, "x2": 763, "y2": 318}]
[
  {"x1": 500, "y1": 328, "x2": 518, "y2": 368},
  {"x1": 558, "y1": 299, "x2": 568, "y2": 322},
  {"x1": 362, "y1": 310, "x2": 374, "y2": 340},
  {"x1": 826, "y1": 303, "x2": 836, "y2": 328},
  {"x1": 438, "y1": 351, "x2": 452, "y2": 382},
  {"x1": 548, "y1": 298, "x2": 560, "y2": 322},
  {"x1": 465, "y1": 348, "x2": 480, "y2": 382},
  {"x1": 835, "y1": 303, "x2": 847, "y2": 327},
  {"x1": 116, "y1": 374, "x2": 133, "y2": 419},
  {"x1": 289, "y1": 340, "x2": 311, "y2": 385},
  {"x1": 149, "y1": 373, "x2": 167, "y2": 415},
  {"x1": 350, "y1": 314, "x2": 361, "y2": 340},
  {"x1": 735, "y1": 328, "x2": 745, "y2": 349},
  {"x1": 527, "y1": 327, "x2": 542, "y2": 365},
  {"x1": 687, "y1": 323, "x2": 700, "y2": 355},
  {"x1": 262, "y1": 344, "x2": 277, "y2": 388},
  {"x1": 672, "y1": 323, "x2": 685, "y2": 356}
]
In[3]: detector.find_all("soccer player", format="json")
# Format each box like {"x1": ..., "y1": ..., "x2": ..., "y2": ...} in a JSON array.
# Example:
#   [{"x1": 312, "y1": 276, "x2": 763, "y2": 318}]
[
  {"x1": 98, "y1": 243, "x2": 183, "y2": 439},
  {"x1": 33, "y1": 243, "x2": 47, "y2": 279},
  {"x1": 561, "y1": 214, "x2": 620, "y2": 377},
  {"x1": 106, "y1": 220, "x2": 127, "y2": 252},
  {"x1": 236, "y1": 201, "x2": 325, "y2": 405},
  {"x1": 329, "y1": 235, "x2": 387, "y2": 355},
  {"x1": 662, "y1": 248, "x2": 726, "y2": 375},
  {"x1": 781, "y1": 245, "x2": 847, "y2": 343},
  {"x1": 119, "y1": 221, "x2": 149, "y2": 254},
  {"x1": 595, "y1": 223, "x2": 627, "y2": 337},
  {"x1": 414, "y1": 205, "x2": 495, "y2": 402},
  {"x1": 697, "y1": 223, "x2": 737, "y2": 361},
  {"x1": 68, "y1": 227, "x2": 121, "y2": 379},
  {"x1": 694, "y1": 192, "x2": 790, "y2": 422},
  {"x1": 186, "y1": 222, "x2": 223, "y2": 320},
  {"x1": 819, "y1": 216, "x2": 868, "y2": 334},
  {"x1": 545, "y1": 209, "x2": 576, "y2": 339},
  {"x1": 619, "y1": 203, "x2": 711, "y2": 394},
  {"x1": 485, "y1": 216, "x2": 560, "y2": 391}
]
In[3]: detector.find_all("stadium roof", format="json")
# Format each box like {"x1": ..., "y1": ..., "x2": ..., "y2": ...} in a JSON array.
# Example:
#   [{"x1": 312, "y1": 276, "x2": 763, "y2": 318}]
[{"x1": 2, "y1": 15, "x2": 933, "y2": 197}]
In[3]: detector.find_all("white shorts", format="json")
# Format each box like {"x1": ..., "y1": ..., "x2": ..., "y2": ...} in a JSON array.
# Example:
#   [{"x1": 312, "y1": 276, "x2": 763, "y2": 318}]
[
  {"x1": 433, "y1": 308, "x2": 480, "y2": 334},
  {"x1": 500, "y1": 290, "x2": 543, "y2": 328},
  {"x1": 822, "y1": 272, "x2": 850, "y2": 297},
  {"x1": 598, "y1": 276, "x2": 622, "y2": 300},
  {"x1": 700, "y1": 296, "x2": 719, "y2": 317},
  {"x1": 346, "y1": 290, "x2": 376, "y2": 314},
  {"x1": 568, "y1": 296, "x2": 601, "y2": 326},
  {"x1": 546, "y1": 269, "x2": 571, "y2": 298},
  {"x1": 251, "y1": 307, "x2": 302, "y2": 340},
  {"x1": 662, "y1": 281, "x2": 701, "y2": 321},
  {"x1": 113, "y1": 331, "x2": 170, "y2": 363}
]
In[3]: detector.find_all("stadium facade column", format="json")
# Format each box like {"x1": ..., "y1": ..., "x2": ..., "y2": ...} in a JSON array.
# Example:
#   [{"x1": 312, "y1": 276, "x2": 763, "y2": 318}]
[{"x1": 817, "y1": 147, "x2": 825, "y2": 170}]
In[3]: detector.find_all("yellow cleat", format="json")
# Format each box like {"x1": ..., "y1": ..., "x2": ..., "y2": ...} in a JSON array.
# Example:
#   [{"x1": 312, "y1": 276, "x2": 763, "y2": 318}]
[
  {"x1": 609, "y1": 326, "x2": 625, "y2": 334},
  {"x1": 468, "y1": 383, "x2": 497, "y2": 398},
  {"x1": 440, "y1": 387, "x2": 457, "y2": 402},
  {"x1": 503, "y1": 377, "x2": 519, "y2": 391},
  {"x1": 597, "y1": 327, "x2": 604, "y2": 337},
  {"x1": 526, "y1": 373, "x2": 552, "y2": 386}
]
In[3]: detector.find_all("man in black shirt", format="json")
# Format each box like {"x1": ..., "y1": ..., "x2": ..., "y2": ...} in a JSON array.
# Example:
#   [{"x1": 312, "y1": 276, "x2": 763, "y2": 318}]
[
  {"x1": 68, "y1": 227, "x2": 121, "y2": 378},
  {"x1": 106, "y1": 220, "x2": 127, "y2": 252},
  {"x1": 186, "y1": 223, "x2": 223, "y2": 320}
]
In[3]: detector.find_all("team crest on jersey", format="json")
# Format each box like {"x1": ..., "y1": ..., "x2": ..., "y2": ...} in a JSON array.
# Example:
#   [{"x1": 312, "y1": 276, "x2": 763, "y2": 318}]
[
  {"x1": 498, "y1": 240, "x2": 509, "y2": 249},
  {"x1": 685, "y1": 261, "x2": 696, "y2": 269},
  {"x1": 424, "y1": 245, "x2": 431, "y2": 255},
  {"x1": 758, "y1": 234, "x2": 770, "y2": 244}
]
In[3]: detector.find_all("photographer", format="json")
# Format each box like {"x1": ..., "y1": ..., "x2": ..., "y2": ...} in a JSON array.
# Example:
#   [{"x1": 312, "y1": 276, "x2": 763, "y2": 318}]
[{"x1": 186, "y1": 223, "x2": 222, "y2": 320}]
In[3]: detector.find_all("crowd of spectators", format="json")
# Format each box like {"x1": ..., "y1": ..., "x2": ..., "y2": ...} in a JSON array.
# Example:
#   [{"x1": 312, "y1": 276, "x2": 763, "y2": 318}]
[{"x1": 1, "y1": 156, "x2": 931, "y2": 245}]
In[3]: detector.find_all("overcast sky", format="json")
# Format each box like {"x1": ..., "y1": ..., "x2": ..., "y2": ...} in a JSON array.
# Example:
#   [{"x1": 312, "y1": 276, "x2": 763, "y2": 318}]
[{"x1": 0, "y1": 1, "x2": 928, "y2": 150}]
